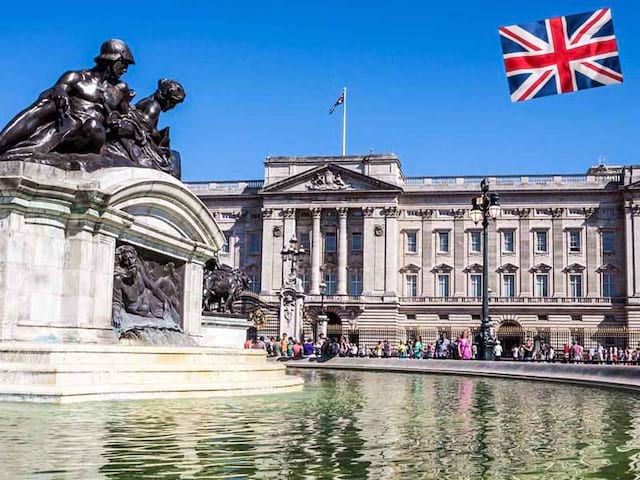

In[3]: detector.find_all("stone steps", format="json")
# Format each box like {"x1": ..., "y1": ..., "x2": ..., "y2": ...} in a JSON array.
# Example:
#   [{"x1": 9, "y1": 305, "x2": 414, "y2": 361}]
[
  {"x1": 0, "y1": 342, "x2": 303, "y2": 402},
  {"x1": 0, "y1": 377, "x2": 303, "y2": 403},
  {"x1": 0, "y1": 343, "x2": 267, "y2": 366},
  {"x1": 0, "y1": 361, "x2": 287, "y2": 386}
]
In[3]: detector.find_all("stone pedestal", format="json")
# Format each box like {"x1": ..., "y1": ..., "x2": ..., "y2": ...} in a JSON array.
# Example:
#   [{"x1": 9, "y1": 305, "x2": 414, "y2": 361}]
[
  {"x1": 200, "y1": 313, "x2": 251, "y2": 348},
  {"x1": 279, "y1": 274, "x2": 305, "y2": 341},
  {"x1": 0, "y1": 161, "x2": 224, "y2": 344}
]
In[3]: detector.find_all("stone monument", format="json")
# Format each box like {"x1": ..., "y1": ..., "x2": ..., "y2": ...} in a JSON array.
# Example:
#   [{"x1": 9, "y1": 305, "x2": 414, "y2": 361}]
[{"x1": 0, "y1": 39, "x2": 303, "y2": 402}]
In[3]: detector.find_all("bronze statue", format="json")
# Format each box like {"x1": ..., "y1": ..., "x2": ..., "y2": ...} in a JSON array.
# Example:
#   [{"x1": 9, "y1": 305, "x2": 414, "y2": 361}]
[
  {"x1": 107, "y1": 78, "x2": 185, "y2": 177},
  {"x1": 112, "y1": 245, "x2": 182, "y2": 332},
  {"x1": 202, "y1": 258, "x2": 250, "y2": 314},
  {"x1": 0, "y1": 39, "x2": 186, "y2": 178}
]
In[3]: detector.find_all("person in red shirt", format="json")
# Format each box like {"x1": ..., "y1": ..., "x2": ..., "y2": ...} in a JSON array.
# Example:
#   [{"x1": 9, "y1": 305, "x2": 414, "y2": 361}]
[
  {"x1": 244, "y1": 338, "x2": 252, "y2": 349},
  {"x1": 292, "y1": 341, "x2": 303, "y2": 358}
]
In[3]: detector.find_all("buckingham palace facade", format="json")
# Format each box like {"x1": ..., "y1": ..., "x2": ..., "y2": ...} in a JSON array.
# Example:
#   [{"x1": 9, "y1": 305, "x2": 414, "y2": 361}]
[{"x1": 187, "y1": 154, "x2": 640, "y2": 346}]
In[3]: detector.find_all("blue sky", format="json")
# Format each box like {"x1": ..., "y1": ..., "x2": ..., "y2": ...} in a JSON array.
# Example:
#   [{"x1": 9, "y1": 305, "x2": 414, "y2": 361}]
[{"x1": 0, "y1": 1, "x2": 637, "y2": 180}]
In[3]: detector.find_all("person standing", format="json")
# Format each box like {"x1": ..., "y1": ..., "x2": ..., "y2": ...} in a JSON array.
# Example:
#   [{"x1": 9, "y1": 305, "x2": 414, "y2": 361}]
[
  {"x1": 413, "y1": 337, "x2": 424, "y2": 360},
  {"x1": 457, "y1": 330, "x2": 472, "y2": 360},
  {"x1": 435, "y1": 333, "x2": 451, "y2": 359},
  {"x1": 493, "y1": 340, "x2": 503, "y2": 360},
  {"x1": 280, "y1": 334, "x2": 289, "y2": 358}
]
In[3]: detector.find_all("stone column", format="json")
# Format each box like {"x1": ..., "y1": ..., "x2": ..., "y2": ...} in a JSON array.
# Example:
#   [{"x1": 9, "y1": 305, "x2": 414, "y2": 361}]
[
  {"x1": 260, "y1": 208, "x2": 279, "y2": 294},
  {"x1": 517, "y1": 209, "x2": 532, "y2": 296},
  {"x1": 384, "y1": 206, "x2": 399, "y2": 296},
  {"x1": 453, "y1": 209, "x2": 466, "y2": 296},
  {"x1": 421, "y1": 210, "x2": 434, "y2": 297},
  {"x1": 362, "y1": 207, "x2": 377, "y2": 294},
  {"x1": 625, "y1": 203, "x2": 636, "y2": 298},
  {"x1": 585, "y1": 209, "x2": 599, "y2": 297},
  {"x1": 488, "y1": 219, "x2": 498, "y2": 294},
  {"x1": 337, "y1": 207, "x2": 349, "y2": 295},
  {"x1": 310, "y1": 208, "x2": 322, "y2": 294},
  {"x1": 552, "y1": 208, "x2": 565, "y2": 296},
  {"x1": 632, "y1": 205, "x2": 640, "y2": 297},
  {"x1": 282, "y1": 208, "x2": 297, "y2": 284}
]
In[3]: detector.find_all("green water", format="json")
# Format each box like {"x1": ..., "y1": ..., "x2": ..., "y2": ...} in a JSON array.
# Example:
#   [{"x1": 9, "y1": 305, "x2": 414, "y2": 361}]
[{"x1": 1, "y1": 370, "x2": 640, "y2": 479}]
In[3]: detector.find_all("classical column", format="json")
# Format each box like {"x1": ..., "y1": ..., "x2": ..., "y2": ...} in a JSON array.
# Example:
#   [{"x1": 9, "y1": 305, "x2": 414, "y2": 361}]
[
  {"x1": 585, "y1": 208, "x2": 599, "y2": 297},
  {"x1": 362, "y1": 206, "x2": 378, "y2": 294},
  {"x1": 384, "y1": 206, "x2": 399, "y2": 296},
  {"x1": 421, "y1": 209, "x2": 434, "y2": 297},
  {"x1": 517, "y1": 209, "x2": 532, "y2": 296},
  {"x1": 625, "y1": 203, "x2": 636, "y2": 298},
  {"x1": 551, "y1": 208, "x2": 565, "y2": 296},
  {"x1": 260, "y1": 208, "x2": 278, "y2": 294},
  {"x1": 337, "y1": 207, "x2": 349, "y2": 295},
  {"x1": 453, "y1": 209, "x2": 466, "y2": 296},
  {"x1": 310, "y1": 208, "x2": 322, "y2": 294}
]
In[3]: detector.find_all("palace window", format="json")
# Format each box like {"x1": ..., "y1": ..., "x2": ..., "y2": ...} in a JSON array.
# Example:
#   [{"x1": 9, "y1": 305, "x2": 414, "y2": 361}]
[
  {"x1": 535, "y1": 274, "x2": 549, "y2": 297},
  {"x1": 503, "y1": 230, "x2": 515, "y2": 253},
  {"x1": 249, "y1": 273, "x2": 261, "y2": 294},
  {"x1": 569, "y1": 230, "x2": 581, "y2": 253},
  {"x1": 351, "y1": 232, "x2": 362, "y2": 252},
  {"x1": 470, "y1": 274, "x2": 482, "y2": 297},
  {"x1": 249, "y1": 233, "x2": 261, "y2": 254},
  {"x1": 470, "y1": 231, "x2": 481, "y2": 253},
  {"x1": 503, "y1": 274, "x2": 515, "y2": 297},
  {"x1": 222, "y1": 231, "x2": 231, "y2": 253},
  {"x1": 406, "y1": 231, "x2": 417, "y2": 253},
  {"x1": 299, "y1": 232, "x2": 310, "y2": 251},
  {"x1": 603, "y1": 273, "x2": 615, "y2": 297},
  {"x1": 569, "y1": 274, "x2": 583, "y2": 298},
  {"x1": 535, "y1": 231, "x2": 548, "y2": 253},
  {"x1": 325, "y1": 232, "x2": 336, "y2": 253},
  {"x1": 437, "y1": 274, "x2": 450, "y2": 297},
  {"x1": 300, "y1": 270, "x2": 310, "y2": 293},
  {"x1": 406, "y1": 274, "x2": 418, "y2": 297},
  {"x1": 324, "y1": 271, "x2": 336, "y2": 295},
  {"x1": 350, "y1": 269, "x2": 363, "y2": 295},
  {"x1": 437, "y1": 231, "x2": 450, "y2": 253},
  {"x1": 602, "y1": 231, "x2": 615, "y2": 254}
]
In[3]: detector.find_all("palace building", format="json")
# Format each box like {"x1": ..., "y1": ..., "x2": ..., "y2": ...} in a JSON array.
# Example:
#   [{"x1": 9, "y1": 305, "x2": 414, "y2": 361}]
[{"x1": 187, "y1": 154, "x2": 640, "y2": 349}]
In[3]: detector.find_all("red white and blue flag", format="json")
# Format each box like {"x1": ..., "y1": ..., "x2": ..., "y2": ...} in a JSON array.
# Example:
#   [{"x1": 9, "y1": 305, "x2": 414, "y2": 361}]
[
  {"x1": 499, "y1": 8, "x2": 623, "y2": 102},
  {"x1": 329, "y1": 91, "x2": 345, "y2": 114}
]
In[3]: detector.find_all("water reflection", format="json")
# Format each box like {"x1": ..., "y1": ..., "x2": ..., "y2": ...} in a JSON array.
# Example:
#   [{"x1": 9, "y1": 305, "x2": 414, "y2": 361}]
[{"x1": 0, "y1": 371, "x2": 639, "y2": 479}]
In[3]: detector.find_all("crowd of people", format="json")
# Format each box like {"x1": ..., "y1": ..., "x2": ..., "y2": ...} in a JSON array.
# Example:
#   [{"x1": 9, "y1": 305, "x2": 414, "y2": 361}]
[{"x1": 243, "y1": 332, "x2": 640, "y2": 364}]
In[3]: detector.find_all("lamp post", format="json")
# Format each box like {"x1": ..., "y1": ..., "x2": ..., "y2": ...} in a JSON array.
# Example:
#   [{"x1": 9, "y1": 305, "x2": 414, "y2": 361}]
[
  {"x1": 317, "y1": 281, "x2": 328, "y2": 341},
  {"x1": 470, "y1": 178, "x2": 500, "y2": 361},
  {"x1": 280, "y1": 235, "x2": 305, "y2": 277}
]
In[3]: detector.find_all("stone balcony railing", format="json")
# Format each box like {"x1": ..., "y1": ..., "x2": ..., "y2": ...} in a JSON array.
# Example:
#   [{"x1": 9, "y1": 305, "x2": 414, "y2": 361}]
[
  {"x1": 185, "y1": 172, "x2": 622, "y2": 196},
  {"x1": 404, "y1": 173, "x2": 622, "y2": 189},
  {"x1": 398, "y1": 296, "x2": 619, "y2": 305}
]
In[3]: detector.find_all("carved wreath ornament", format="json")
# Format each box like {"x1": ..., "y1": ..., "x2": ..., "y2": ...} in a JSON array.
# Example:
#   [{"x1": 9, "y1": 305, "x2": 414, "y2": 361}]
[{"x1": 249, "y1": 308, "x2": 267, "y2": 328}]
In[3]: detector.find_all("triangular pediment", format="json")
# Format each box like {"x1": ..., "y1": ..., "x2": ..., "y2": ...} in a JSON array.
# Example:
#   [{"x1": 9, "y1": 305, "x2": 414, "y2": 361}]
[{"x1": 261, "y1": 163, "x2": 402, "y2": 194}]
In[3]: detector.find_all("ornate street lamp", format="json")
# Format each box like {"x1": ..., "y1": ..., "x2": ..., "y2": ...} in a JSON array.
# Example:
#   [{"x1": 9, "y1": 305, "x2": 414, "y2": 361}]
[
  {"x1": 470, "y1": 178, "x2": 500, "y2": 360},
  {"x1": 280, "y1": 235, "x2": 305, "y2": 276},
  {"x1": 320, "y1": 280, "x2": 327, "y2": 313},
  {"x1": 317, "y1": 281, "x2": 328, "y2": 341}
]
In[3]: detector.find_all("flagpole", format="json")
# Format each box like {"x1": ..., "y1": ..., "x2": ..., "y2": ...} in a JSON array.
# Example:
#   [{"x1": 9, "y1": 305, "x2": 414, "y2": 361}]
[{"x1": 341, "y1": 87, "x2": 347, "y2": 156}]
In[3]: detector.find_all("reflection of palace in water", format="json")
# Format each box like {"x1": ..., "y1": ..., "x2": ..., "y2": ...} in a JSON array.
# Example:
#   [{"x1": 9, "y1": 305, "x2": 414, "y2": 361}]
[
  {"x1": 189, "y1": 154, "x2": 640, "y2": 347},
  {"x1": 1, "y1": 374, "x2": 639, "y2": 478}
]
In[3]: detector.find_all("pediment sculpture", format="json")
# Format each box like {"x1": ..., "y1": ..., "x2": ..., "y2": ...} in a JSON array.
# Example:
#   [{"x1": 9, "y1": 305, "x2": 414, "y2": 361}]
[
  {"x1": 0, "y1": 39, "x2": 185, "y2": 178},
  {"x1": 307, "y1": 169, "x2": 351, "y2": 190}
]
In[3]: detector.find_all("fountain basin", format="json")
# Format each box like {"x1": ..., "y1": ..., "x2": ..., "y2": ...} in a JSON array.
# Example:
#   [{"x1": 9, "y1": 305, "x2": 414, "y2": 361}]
[{"x1": 0, "y1": 342, "x2": 303, "y2": 403}]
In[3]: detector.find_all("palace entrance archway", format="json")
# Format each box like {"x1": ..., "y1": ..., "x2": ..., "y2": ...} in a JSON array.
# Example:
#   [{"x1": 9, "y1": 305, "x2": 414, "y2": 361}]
[
  {"x1": 497, "y1": 321, "x2": 525, "y2": 355},
  {"x1": 326, "y1": 312, "x2": 343, "y2": 340}
]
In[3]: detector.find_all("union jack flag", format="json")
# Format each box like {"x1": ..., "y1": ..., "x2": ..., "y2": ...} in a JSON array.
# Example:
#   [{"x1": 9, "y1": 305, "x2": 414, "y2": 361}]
[
  {"x1": 499, "y1": 8, "x2": 623, "y2": 102},
  {"x1": 329, "y1": 92, "x2": 345, "y2": 114}
]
